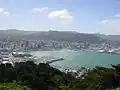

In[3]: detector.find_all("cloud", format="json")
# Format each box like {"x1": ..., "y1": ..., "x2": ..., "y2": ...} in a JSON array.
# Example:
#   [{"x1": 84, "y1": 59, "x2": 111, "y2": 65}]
[
  {"x1": 3, "y1": 12, "x2": 10, "y2": 16},
  {"x1": 99, "y1": 12, "x2": 120, "y2": 34},
  {"x1": 0, "y1": 8, "x2": 4, "y2": 13},
  {"x1": 48, "y1": 9, "x2": 73, "y2": 24},
  {"x1": 114, "y1": 14, "x2": 120, "y2": 17},
  {"x1": 101, "y1": 20, "x2": 108, "y2": 24},
  {"x1": 32, "y1": 7, "x2": 48, "y2": 12},
  {"x1": 0, "y1": 8, "x2": 10, "y2": 16},
  {"x1": 100, "y1": 19, "x2": 120, "y2": 34},
  {"x1": 103, "y1": 19, "x2": 120, "y2": 30}
]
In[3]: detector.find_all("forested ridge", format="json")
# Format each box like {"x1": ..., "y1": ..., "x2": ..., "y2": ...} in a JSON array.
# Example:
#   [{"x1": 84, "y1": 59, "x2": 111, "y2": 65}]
[
  {"x1": 1, "y1": 61, "x2": 120, "y2": 90},
  {"x1": 0, "y1": 30, "x2": 104, "y2": 44},
  {"x1": 2, "y1": 29, "x2": 120, "y2": 45}
]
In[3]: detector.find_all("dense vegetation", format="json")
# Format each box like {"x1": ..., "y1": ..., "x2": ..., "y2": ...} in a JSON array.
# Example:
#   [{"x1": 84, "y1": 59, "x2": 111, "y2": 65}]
[
  {"x1": 0, "y1": 81, "x2": 30, "y2": 90},
  {"x1": 0, "y1": 61, "x2": 74, "y2": 90},
  {"x1": 1, "y1": 61, "x2": 120, "y2": 90}
]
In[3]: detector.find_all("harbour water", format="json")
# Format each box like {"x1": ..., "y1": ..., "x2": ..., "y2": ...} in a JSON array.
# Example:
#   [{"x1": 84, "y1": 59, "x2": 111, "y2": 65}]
[{"x1": 31, "y1": 49, "x2": 120, "y2": 69}]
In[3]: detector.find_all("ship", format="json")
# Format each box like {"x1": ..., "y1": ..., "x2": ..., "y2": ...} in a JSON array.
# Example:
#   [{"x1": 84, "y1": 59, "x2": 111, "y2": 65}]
[{"x1": 97, "y1": 50, "x2": 105, "y2": 53}]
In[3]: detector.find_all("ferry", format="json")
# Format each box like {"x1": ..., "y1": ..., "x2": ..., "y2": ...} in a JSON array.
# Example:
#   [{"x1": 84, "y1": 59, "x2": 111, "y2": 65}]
[{"x1": 97, "y1": 50, "x2": 105, "y2": 53}]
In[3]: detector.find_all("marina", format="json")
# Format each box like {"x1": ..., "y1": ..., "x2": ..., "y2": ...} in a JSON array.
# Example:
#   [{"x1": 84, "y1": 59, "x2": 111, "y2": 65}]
[
  {"x1": 1, "y1": 48, "x2": 120, "y2": 79},
  {"x1": 1, "y1": 48, "x2": 120, "y2": 67},
  {"x1": 0, "y1": 50, "x2": 65, "y2": 66},
  {"x1": 31, "y1": 49, "x2": 120, "y2": 69}
]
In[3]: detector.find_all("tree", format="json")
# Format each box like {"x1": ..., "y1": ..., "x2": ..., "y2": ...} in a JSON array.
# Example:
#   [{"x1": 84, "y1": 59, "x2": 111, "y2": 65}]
[{"x1": 0, "y1": 81, "x2": 30, "y2": 90}]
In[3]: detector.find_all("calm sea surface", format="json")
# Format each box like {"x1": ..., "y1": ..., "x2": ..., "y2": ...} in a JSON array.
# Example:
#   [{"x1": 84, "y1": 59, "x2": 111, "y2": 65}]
[{"x1": 31, "y1": 49, "x2": 120, "y2": 69}]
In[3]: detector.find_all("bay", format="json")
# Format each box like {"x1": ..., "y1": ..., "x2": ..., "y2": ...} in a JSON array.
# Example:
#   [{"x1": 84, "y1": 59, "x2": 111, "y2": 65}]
[{"x1": 31, "y1": 49, "x2": 120, "y2": 69}]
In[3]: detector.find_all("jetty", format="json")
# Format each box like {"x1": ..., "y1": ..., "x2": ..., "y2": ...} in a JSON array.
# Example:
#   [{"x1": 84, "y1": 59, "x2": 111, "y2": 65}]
[{"x1": 46, "y1": 58, "x2": 64, "y2": 64}]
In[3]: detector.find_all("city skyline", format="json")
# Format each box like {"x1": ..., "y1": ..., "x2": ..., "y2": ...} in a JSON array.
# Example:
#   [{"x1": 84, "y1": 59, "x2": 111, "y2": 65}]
[{"x1": 0, "y1": 0, "x2": 120, "y2": 34}]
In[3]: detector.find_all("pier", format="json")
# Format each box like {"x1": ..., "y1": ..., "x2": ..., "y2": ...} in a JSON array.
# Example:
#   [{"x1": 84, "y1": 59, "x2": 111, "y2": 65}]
[{"x1": 46, "y1": 58, "x2": 64, "y2": 64}]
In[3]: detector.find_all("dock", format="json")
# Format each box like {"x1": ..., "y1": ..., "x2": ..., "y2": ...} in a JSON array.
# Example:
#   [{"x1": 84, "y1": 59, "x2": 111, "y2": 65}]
[{"x1": 46, "y1": 58, "x2": 64, "y2": 64}]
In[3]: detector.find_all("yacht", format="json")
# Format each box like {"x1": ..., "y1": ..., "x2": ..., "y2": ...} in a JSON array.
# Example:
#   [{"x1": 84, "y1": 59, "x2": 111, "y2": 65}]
[{"x1": 97, "y1": 50, "x2": 105, "y2": 53}]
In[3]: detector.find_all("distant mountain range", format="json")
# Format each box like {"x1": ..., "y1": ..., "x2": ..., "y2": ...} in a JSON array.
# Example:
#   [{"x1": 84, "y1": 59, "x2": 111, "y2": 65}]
[
  {"x1": 0, "y1": 30, "x2": 104, "y2": 44},
  {"x1": 0, "y1": 29, "x2": 120, "y2": 45},
  {"x1": 94, "y1": 33, "x2": 120, "y2": 45}
]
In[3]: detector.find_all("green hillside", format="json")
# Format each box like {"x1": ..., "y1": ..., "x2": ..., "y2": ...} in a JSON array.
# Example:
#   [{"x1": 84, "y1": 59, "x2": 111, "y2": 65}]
[{"x1": 1, "y1": 60, "x2": 120, "y2": 90}]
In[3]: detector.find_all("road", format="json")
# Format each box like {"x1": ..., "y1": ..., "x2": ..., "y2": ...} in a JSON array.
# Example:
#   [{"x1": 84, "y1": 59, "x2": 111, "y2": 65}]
[{"x1": 8, "y1": 53, "x2": 14, "y2": 66}]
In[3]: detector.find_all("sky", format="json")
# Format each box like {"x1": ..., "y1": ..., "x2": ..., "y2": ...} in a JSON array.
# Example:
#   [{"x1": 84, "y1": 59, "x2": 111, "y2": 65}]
[{"x1": 0, "y1": 0, "x2": 120, "y2": 34}]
